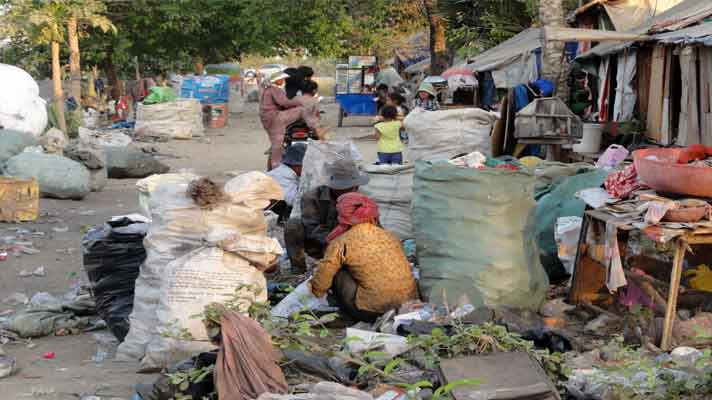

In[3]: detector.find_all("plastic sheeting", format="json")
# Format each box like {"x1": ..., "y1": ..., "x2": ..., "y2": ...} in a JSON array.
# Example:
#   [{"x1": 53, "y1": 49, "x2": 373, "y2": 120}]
[
  {"x1": 465, "y1": 28, "x2": 542, "y2": 88},
  {"x1": 579, "y1": 0, "x2": 712, "y2": 58},
  {"x1": 601, "y1": 0, "x2": 684, "y2": 32},
  {"x1": 0, "y1": 64, "x2": 48, "y2": 137},
  {"x1": 412, "y1": 161, "x2": 549, "y2": 311}
]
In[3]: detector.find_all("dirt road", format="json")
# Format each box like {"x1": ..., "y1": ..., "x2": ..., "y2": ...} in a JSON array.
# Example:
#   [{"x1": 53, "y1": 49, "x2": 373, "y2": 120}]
[{"x1": 0, "y1": 100, "x2": 378, "y2": 399}]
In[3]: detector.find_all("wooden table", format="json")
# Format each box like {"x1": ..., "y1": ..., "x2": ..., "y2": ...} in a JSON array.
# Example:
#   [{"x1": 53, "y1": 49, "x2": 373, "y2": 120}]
[{"x1": 570, "y1": 209, "x2": 712, "y2": 350}]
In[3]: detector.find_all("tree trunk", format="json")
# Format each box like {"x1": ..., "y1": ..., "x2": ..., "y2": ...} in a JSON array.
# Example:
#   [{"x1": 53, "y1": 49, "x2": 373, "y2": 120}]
[
  {"x1": 51, "y1": 41, "x2": 67, "y2": 135},
  {"x1": 539, "y1": 0, "x2": 568, "y2": 98},
  {"x1": 104, "y1": 45, "x2": 120, "y2": 100},
  {"x1": 423, "y1": 0, "x2": 449, "y2": 76},
  {"x1": 67, "y1": 16, "x2": 82, "y2": 106},
  {"x1": 193, "y1": 55, "x2": 205, "y2": 75}
]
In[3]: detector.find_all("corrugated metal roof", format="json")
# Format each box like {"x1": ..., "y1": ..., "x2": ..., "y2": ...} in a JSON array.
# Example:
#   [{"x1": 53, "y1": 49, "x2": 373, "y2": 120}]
[
  {"x1": 464, "y1": 28, "x2": 541, "y2": 72},
  {"x1": 652, "y1": 22, "x2": 712, "y2": 45},
  {"x1": 578, "y1": 0, "x2": 712, "y2": 58}
]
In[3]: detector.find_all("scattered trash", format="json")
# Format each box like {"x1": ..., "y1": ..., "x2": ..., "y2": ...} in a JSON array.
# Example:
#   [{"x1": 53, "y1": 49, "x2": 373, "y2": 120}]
[
  {"x1": 40, "y1": 128, "x2": 68, "y2": 155},
  {"x1": 439, "y1": 352, "x2": 558, "y2": 400},
  {"x1": 271, "y1": 279, "x2": 330, "y2": 319},
  {"x1": 4, "y1": 292, "x2": 28, "y2": 306},
  {"x1": 5, "y1": 290, "x2": 95, "y2": 338},
  {"x1": 43, "y1": 351, "x2": 55, "y2": 359},
  {"x1": 257, "y1": 382, "x2": 373, "y2": 400},
  {"x1": 345, "y1": 328, "x2": 411, "y2": 359},
  {"x1": 0, "y1": 354, "x2": 15, "y2": 378},
  {"x1": 52, "y1": 226, "x2": 69, "y2": 233}
]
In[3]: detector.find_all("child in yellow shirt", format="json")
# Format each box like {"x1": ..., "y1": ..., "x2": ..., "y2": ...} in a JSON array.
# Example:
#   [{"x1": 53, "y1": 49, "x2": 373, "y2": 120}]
[{"x1": 373, "y1": 105, "x2": 403, "y2": 165}]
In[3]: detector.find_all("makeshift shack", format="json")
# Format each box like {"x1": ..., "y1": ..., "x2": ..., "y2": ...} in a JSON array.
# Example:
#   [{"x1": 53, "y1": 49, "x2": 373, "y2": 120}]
[{"x1": 577, "y1": 0, "x2": 712, "y2": 145}]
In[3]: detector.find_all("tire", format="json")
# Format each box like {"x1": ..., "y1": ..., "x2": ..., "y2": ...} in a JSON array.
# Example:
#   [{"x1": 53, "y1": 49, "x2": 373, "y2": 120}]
[{"x1": 338, "y1": 105, "x2": 344, "y2": 128}]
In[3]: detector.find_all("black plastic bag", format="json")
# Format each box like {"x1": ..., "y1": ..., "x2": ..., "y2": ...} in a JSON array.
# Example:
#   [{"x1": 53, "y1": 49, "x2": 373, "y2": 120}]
[{"x1": 82, "y1": 217, "x2": 148, "y2": 341}]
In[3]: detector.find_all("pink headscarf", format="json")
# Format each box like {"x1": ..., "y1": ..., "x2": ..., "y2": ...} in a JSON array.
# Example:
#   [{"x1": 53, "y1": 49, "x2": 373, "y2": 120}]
[{"x1": 326, "y1": 192, "x2": 380, "y2": 242}]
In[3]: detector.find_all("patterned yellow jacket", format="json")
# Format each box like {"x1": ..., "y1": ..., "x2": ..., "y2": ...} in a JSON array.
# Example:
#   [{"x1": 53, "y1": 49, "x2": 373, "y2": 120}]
[{"x1": 311, "y1": 223, "x2": 418, "y2": 312}]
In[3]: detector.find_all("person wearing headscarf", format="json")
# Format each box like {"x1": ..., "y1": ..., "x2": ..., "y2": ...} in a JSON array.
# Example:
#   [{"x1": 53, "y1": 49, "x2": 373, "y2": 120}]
[
  {"x1": 309, "y1": 192, "x2": 418, "y2": 321},
  {"x1": 284, "y1": 159, "x2": 368, "y2": 273},
  {"x1": 414, "y1": 82, "x2": 440, "y2": 111},
  {"x1": 260, "y1": 71, "x2": 327, "y2": 169}
]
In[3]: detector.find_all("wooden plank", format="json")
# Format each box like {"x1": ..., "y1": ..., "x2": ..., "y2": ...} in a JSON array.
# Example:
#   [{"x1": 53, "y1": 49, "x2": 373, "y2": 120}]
[
  {"x1": 661, "y1": 239, "x2": 686, "y2": 350},
  {"x1": 636, "y1": 47, "x2": 652, "y2": 122},
  {"x1": 660, "y1": 47, "x2": 673, "y2": 145},
  {"x1": 646, "y1": 46, "x2": 666, "y2": 142},
  {"x1": 701, "y1": 47, "x2": 712, "y2": 146},
  {"x1": 543, "y1": 27, "x2": 650, "y2": 42}
]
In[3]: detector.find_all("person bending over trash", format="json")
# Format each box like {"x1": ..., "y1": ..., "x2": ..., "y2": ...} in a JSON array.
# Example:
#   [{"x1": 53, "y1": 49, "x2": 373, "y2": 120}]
[
  {"x1": 267, "y1": 143, "x2": 306, "y2": 222},
  {"x1": 309, "y1": 192, "x2": 418, "y2": 322},
  {"x1": 285, "y1": 160, "x2": 368, "y2": 273}
]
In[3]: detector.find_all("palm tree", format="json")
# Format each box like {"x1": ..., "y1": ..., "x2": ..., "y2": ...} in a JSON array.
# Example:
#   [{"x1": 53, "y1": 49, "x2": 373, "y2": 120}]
[
  {"x1": 65, "y1": 1, "x2": 114, "y2": 117},
  {"x1": 423, "y1": 0, "x2": 449, "y2": 75},
  {"x1": 538, "y1": 0, "x2": 567, "y2": 97}
]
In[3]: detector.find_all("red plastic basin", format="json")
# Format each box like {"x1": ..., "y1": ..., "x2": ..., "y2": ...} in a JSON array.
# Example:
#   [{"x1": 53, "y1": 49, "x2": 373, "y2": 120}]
[{"x1": 633, "y1": 148, "x2": 712, "y2": 198}]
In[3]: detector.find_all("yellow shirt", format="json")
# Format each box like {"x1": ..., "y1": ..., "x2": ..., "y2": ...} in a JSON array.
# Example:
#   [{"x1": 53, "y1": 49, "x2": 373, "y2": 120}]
[
  {"x1": 375, "y1": 120, "x2": 404, "y2": 154},
  {"x1": 311, "y1": 223, "x2": 418, "y2": 312}
]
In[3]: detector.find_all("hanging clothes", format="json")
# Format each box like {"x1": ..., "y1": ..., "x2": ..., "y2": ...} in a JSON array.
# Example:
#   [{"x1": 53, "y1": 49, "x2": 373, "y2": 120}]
[{"x1": 613, "y1": 49, "x2": 637, "y2": 122}]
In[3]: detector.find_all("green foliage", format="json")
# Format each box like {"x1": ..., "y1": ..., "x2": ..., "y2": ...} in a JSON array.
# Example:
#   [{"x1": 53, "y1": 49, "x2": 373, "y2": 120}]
[
  {"x1": 406, "y1": 322, "x2": 565, "y2": 379},
  {"x1": 165, "y1": 365, "x2": 214, "y2": 400},
  {"x1": 437, "y1": 0, "x2": 537, "y2": 58}
]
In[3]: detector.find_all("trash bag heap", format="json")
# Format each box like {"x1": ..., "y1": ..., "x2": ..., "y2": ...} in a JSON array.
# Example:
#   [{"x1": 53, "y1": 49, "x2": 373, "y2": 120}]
[{"x1": 117, "y1": 172, "x2": 284, "y2": 370}]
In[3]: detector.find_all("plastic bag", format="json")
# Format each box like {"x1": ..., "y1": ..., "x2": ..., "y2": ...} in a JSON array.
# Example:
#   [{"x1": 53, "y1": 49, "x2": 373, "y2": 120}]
[
  {"x1": 0, "y1": 64, "x2": 48, "y2": 137},
  {"x1": 136, "y1": 172, "x2": 199, "y2": 217},
  {"x1": 83, "y1": 217, "x2": 148, "y2": 341},
  {"x1": 291, "y1": 139, "x2": 363, "y2": 219},
  {"x1": 105, "y1": 147, "x2": 170, "y2": 179},
  {"x1": 4, "y1": 152, "x2": 90, "y2": 199},
  {"x1": 271, "y1": 280, "x2": 329, "y2": 318},
  {"x1": 0, "y1": 129, "x2": 39, "y2": 164},
  {"x1": 359, "y1": 164, "x2": 414, "y2": 240},
  {"x1": 555, "y1": 217, "x2": 583, "y2": 275},
  {"x1": 403, "y1": 108, "x2": 496, "y2": 162},
  {"x1": 117, "y1": 172, "x2": 283, "y2": 370},
  {"x1": 135, "y1": 99, "x2": 204, "y2": 139},
  {"x1": 143, "y1": 86, "x2": 178, "y2": 105},
  {"x1": 412, "y1": 161, "x2": 548, "y2": 310}
]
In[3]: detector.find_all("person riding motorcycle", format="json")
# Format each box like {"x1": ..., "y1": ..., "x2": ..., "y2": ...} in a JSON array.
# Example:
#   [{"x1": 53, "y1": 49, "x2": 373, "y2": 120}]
[{"x1": 259, "y1": 71, "x2": 327, "y2": 169}]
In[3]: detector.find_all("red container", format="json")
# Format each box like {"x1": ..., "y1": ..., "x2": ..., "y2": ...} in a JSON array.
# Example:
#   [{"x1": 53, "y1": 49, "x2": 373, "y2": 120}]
[
  {"x1": 633, "y1": 148, "x2": 712, "y2": 198},
  {"x1": 206, "y1": 103, "x2": 228, "y2": 129}
]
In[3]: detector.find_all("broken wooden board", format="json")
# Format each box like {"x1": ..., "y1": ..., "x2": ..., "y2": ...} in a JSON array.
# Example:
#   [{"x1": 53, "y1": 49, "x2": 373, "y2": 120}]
[{"x1": 439, "y1": 352, "x2": 560, "y2": 400}]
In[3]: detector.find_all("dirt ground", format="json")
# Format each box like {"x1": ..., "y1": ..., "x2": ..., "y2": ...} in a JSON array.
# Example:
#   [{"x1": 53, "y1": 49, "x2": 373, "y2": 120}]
[{"x1": 0, "y1": 99, "x2": 379, "y2": 399}]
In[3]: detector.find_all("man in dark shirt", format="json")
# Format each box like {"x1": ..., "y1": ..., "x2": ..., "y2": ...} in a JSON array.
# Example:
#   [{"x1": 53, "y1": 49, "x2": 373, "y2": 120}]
[{"x1": 284, "y1": 159, "x2": 368, "y2": 273}]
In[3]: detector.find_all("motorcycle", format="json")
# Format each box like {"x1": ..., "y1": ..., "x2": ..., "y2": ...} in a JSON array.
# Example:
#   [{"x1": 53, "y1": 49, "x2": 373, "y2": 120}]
[{"x1": 283, "y1": 119, "x2": 319, "y2": 149}]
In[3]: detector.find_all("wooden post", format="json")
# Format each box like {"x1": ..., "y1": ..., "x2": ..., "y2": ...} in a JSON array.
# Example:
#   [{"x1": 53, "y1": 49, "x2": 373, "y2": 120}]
[{"x1": 661, "y1": 239, "x2": 686, "y2": 350}]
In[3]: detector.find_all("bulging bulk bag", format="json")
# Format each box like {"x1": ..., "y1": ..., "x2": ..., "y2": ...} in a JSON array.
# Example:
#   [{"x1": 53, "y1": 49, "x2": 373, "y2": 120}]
[{"x1": 411, "y1": 161, "x2": 548, "y2": 311}]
